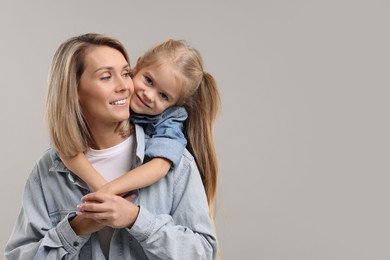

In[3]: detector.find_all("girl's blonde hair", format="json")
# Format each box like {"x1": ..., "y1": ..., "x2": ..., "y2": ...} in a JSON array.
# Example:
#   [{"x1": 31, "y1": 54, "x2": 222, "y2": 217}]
[
  {"x1": 136, "y1": 39, "x2": 221, "y2": 217},
  {"x1": 45, "y1": 33, "x2": 131, "y2": 157}
]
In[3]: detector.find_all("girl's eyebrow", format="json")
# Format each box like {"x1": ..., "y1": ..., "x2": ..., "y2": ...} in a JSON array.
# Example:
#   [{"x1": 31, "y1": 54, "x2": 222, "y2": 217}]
[{"x1": 144, "y1": 71, "x2": 155, "y2": 81}]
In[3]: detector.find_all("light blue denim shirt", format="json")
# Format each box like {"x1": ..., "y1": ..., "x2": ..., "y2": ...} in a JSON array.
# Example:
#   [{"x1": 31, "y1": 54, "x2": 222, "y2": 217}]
[
  {"x1": 131, "y1": 106, "x2": 188, "y2": 168},
  {"x1": 5, "y1": 125, "x2": 217, "y2": 260}
]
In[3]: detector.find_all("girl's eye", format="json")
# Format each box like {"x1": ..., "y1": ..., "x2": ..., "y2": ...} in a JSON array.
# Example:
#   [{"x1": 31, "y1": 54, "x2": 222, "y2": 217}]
[
  {"x1": 145, "y1": 76, "x2": 153, "y2": 86},
  {"x1": 159, "y1": 92, "x2": 169, "y2": 101}
]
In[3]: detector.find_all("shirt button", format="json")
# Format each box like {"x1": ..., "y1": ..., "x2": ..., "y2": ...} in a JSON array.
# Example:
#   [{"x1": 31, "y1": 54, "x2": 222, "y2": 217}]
[{"x1": 73, "y1": 241, "x2": 79, "y2": 247}]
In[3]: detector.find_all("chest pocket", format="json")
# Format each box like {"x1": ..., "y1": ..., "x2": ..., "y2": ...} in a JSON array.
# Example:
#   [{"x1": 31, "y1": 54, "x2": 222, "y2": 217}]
[{"x1": 48, "y1": 209, "x2": 76, "y2": 226}]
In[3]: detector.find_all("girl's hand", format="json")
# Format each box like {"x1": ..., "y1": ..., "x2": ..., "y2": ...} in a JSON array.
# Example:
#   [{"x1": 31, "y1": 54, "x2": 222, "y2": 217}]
[{"x1": 76, "y1": 191, "x2": 139, "y2": 228}]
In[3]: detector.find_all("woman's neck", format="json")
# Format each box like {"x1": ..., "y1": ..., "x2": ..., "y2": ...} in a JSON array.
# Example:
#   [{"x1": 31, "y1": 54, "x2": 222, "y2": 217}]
[{"x1": 88, "y1": 123, "x2": 128, "y2": 150}]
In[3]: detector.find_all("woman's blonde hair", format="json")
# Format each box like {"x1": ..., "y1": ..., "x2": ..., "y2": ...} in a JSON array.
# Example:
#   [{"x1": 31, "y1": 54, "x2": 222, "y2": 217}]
[
  {"x1": 136, "y1": 39, "x2": 221, "y2": 217},
  {"x1": 45, "y1": 33, "x2": 131, "y2": 157}
]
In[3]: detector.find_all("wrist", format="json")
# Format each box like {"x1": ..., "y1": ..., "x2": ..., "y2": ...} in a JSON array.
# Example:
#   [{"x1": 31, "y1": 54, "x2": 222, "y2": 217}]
[
  {"x1": 99, "y1": 183, "x2": 116, "y2": 194},
  {"x1": 91, "y1": 179, "x2": 107, "y2": 191},
  {"x1": 70, "y1": 216, "x2": 103, "y2": 236},
  {"x1": 128, "y1": 205, "x2": 140, "y2": 228},
  {"x1": 69, "y1": 216, "x2": 84, "y2": 235}
]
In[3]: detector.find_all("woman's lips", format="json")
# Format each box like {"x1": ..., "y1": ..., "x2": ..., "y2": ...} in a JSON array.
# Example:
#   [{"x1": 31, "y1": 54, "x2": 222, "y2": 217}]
[
  {"x1": 110, "y1": 99, "x2": 126, "y2": 105},
  {"x1": 110, "y1": 98, "x2": 128, "y2": 106}
]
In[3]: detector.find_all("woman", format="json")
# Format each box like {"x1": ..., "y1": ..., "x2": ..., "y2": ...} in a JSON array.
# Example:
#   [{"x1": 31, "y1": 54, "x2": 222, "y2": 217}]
[{"x1": 5, "y1": 33, "x2": 217, "y2": 259}]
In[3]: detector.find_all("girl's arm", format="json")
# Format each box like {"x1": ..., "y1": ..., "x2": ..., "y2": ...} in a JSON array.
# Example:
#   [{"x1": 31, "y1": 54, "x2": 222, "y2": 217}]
[
  {"x1": 61, "y1": 152, "x2": 171, "y2": 196},
  {"x1": 99, "y1": 157, "x2": 171, "y2": 195},
  {"x1": 60, "y1": 153, "x2": 107, "y2": 191}
]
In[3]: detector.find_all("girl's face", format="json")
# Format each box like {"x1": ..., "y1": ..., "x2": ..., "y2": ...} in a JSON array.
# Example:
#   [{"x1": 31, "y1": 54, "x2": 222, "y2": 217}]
[
  {"x1": 130, "y1": 63, "x2": 181, "y2": 116},
  {"x1": 78, "y1": 46, "x2": 134, "y2": 127}
]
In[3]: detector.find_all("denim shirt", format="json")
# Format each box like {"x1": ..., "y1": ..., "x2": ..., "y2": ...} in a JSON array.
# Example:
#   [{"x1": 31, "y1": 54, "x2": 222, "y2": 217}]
[
  {"x1": 5, "y1": 125, "x2": 217, "y2": 260},
  {"x1": 131, "y1": 106, "x2": 188, "y2": 168}
]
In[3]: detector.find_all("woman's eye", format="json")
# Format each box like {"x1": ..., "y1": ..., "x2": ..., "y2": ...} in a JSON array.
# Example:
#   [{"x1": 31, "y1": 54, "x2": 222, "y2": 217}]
[
  {"x1": 160, "y1": 93, "x2": 169, "y2": 101},
  {"x1": 101, "y1": 76, "x2": 111, "y2": 80},
  {"x1": 122, "y1": 72, "x2": 131, "y2": 77}
]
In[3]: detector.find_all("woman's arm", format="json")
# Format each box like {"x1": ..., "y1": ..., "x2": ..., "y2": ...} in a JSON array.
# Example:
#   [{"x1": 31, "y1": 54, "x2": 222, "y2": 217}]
[
  {"x1": 5, "y1": 163, "x2": 91, "y2": 259},
  {"x1": 60, "y1": 153, "x2": 107, "y2": 191},
  {"x1": 69, "y1": 216, "x2": 104, "y2": 236}
]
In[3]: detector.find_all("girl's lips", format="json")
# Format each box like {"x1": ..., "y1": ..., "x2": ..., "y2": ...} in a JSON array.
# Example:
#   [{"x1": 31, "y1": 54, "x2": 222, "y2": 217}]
[{"x1": 136, "y1": 94, "x2": 150, "y2": 108}]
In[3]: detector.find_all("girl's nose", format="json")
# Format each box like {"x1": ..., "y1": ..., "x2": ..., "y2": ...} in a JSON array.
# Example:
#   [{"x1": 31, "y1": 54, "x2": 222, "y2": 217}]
[{"x1": 143, "y1": 90, "x2": 153, "y2": 103}]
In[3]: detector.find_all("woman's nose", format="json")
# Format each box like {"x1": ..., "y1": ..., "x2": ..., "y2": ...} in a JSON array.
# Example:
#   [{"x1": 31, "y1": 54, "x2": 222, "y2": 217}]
[{"x1": 116, "y1": 76, "x2": 133, "y2": 92}]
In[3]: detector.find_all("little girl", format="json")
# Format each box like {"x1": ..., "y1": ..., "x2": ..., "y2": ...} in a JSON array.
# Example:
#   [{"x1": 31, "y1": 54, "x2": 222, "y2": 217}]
[{"x1": 61, "y1": 39, "x2": 220, "y2": 212}]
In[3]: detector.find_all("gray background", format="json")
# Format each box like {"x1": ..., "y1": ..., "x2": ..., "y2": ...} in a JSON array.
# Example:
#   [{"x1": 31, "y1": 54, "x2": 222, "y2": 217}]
[{"x1": 1, "y1": 1, "x2": 389, "y2": 259}]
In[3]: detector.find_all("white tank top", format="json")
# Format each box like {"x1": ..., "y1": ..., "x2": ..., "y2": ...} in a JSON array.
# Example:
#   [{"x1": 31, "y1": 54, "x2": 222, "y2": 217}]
[
  {"x1": 85, "y1": 135, "x2": 135, "y2": 259},
  {"x1": 85, "y1": 135, "x2": 135, "y2": 184}
]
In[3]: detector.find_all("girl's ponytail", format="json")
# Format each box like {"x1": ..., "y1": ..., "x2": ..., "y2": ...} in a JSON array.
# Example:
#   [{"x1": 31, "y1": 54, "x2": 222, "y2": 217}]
[{"x1": 184, "y1": 70, "x2": 220, "y2": 217}]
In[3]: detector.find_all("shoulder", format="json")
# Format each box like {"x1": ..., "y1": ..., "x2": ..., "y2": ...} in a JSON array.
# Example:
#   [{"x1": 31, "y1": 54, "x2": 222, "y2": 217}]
[
  {"x1": 171, "y1": 149, "x2": 199, "y2": 186},
  {"x1": 161, "y1": 106, "x2": 188, "y2": 120},
  {"x1": 34, "y1": 148, "x2": 55, "y2": 174},
  {"x1": 130, "y1": 107, "x2": 187, "y2": 127},
  {"x1": 30, "y1": 148, "x2": 68, "y2": 182},
  {"x1": 37, "y1": 148, "x2": 65, "y2": 171},
  {"x1": 182, "y1": 148, "x2": 195, "y2": 163}
]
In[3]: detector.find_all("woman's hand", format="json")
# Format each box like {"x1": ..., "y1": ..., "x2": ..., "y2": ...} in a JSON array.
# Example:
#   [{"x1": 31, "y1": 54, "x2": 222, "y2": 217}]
[
  {"x1": 70, "y1": 217, "x2": 104, "y2": 236},
  {"x1": 76, "y1": 191, "x2": 139, "y2": 228}
]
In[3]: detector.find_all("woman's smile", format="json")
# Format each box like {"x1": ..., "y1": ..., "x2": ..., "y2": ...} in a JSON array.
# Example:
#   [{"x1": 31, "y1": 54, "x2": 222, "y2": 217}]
[{"x1": 110, "y1": 98, "x2": 128, "y2": 106}]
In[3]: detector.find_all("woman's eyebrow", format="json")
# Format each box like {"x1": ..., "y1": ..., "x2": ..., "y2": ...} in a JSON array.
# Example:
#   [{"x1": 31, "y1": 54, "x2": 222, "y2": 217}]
[
  {"x1": 93, "y1": 66, "x2": 113, "y2": 74},
  {"x1": 94, "y1": 64, "x2": 130, "y2": 73}
]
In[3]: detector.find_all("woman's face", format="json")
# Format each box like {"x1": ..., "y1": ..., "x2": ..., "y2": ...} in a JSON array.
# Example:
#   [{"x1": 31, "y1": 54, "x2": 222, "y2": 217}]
[{"x1": 78, "y1": 46, "x2": 134, "y2": 127}]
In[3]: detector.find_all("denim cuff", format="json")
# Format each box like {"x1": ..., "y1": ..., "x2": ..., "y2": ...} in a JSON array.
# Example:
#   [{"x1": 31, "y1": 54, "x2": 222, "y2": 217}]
[
  {"x1": 128, "y1": 206, "x2": 156, "y2": 242},
  {"x1": 56, "y1": 213, "x2": 90, "y2": 255}
]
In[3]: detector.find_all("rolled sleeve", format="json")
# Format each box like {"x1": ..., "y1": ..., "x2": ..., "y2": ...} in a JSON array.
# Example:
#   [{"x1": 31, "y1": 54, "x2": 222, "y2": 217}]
[
  {"x1": 144, "y1": 137, "x2": 185, "y2": 167},
  {"x1": 132, "y1": 106, "x2": 188, "y2": 168}
]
